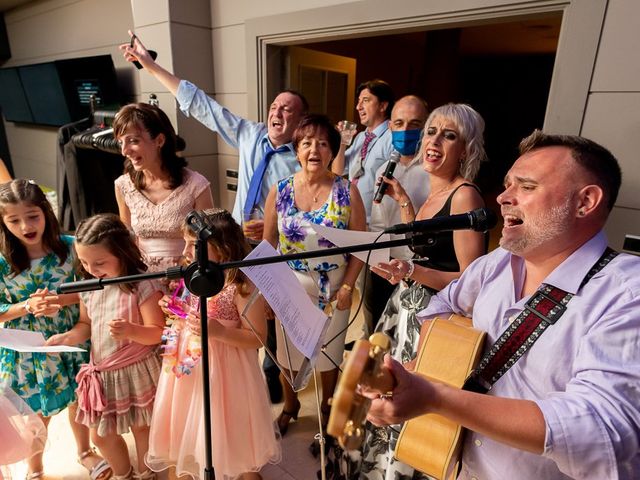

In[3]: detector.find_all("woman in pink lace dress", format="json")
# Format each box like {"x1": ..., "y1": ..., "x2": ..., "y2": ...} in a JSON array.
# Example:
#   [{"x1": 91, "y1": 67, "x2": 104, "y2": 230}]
[
  {"x1": 147, "y1": 209, "x2": 280, "y2": 480},
  {"x1": 113, "y1": 103, "x2": 213, "y2": 283}
]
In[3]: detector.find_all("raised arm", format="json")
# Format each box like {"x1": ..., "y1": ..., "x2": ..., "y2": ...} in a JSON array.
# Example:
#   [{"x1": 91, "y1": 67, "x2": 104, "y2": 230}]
[{"x1": 120, "y1": 30, "x2": 181, "y2": 95}]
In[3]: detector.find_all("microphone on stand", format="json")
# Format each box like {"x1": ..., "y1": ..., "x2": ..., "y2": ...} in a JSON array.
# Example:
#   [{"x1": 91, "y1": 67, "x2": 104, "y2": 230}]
[
  {"x1": 373, "y1": 150, "x2": 401, "y2": 203},
  {"x1": 384, "y1": 207, "x2": 497, "y2": 235}
]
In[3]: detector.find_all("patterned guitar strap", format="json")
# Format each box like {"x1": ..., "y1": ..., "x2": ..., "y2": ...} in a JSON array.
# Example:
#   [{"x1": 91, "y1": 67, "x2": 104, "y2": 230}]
[{"x1": 463, "y1": 247, "x2": 618, "y2": 394}]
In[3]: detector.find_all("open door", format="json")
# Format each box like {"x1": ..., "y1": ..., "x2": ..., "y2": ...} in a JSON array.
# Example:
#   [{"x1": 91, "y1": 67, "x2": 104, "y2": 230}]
[{"x1": 286, "y1": 46, "x2": 357, "y2": 122}]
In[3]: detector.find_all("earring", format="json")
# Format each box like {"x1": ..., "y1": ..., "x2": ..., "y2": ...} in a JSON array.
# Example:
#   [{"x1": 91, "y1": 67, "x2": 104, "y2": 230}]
[{"x1": 578, "y1": 209, "x2": 586, "y2": 217}]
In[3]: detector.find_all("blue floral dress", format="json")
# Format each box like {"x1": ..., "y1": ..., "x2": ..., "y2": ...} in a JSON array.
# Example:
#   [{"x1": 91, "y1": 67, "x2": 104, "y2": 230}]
[
  {"x1": 0, "y1": 235, "x2": 89, "y2": 416},
  {"x1": 276, "y1": 174, "x2": 351, "y2": 308},
  {"x1": 275, "y1": 174, "x2": 353, "y2": 371}
]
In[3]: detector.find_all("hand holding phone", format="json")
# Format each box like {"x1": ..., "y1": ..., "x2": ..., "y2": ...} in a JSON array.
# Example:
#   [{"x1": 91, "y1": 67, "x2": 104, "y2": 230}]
[{"x1": 129, "y1": 33, "x2": 158, "y2": 70}]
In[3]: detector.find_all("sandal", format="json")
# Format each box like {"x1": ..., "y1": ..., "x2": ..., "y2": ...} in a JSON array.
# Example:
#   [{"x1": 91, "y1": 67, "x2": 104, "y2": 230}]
[
  {"x1": 133, "y1": 470, "x2": 156, "y2": 480},
  {"x1": 26, "y1": 472, "x2": 44, "y2": 480},
  {"x1": 111, "y1": 467, "x2": 134, "y2": 480},
  {"x1": 78, "y1": 448, "x2": 113, "y2": 480},
  {"x1": 276, "y1": 399, "x2": 301, "y2": 436}
]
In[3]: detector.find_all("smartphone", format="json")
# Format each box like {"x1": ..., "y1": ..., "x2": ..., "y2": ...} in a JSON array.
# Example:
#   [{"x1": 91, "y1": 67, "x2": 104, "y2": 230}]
[{"x1": 130, "y1": 34, "x2": 158, "y2": 70}]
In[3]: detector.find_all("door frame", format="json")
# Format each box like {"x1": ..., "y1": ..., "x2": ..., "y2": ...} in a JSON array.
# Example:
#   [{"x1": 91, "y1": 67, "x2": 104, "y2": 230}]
[{"x1": 245, "y1": 0, "x2": 607, "y2": 135}]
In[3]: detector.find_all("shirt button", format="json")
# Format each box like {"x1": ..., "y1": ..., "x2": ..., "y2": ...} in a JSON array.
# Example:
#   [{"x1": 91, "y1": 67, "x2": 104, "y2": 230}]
[
  {"x1": 474, "y1": 439, "x2": 482, "y2": 447},
  {"x1": 471, "y1": 477, "x2": 478, "y2": 480}
]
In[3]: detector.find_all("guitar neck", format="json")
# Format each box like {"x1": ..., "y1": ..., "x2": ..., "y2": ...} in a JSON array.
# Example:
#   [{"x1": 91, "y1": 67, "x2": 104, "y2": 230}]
[{"x1": 365, "y1": 360, "x2": 395, "y2": 394}]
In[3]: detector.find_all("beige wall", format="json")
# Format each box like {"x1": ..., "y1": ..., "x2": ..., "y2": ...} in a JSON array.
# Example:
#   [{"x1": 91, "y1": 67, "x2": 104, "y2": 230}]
[
  {"x1": 2, "y1": 0, "x2": 134, "y2": 188},
  {"x1": 2, "y1": 0, "x2": 638, "y2": 250},
  {"x1": 581, "y1": 0, "x2": 640, "y2": 250}
]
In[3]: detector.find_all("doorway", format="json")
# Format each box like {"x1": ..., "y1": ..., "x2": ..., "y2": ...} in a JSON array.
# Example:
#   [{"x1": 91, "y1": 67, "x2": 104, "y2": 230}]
[{"x1": 267, "y1": 15, "x2": 561, "y2": 201}]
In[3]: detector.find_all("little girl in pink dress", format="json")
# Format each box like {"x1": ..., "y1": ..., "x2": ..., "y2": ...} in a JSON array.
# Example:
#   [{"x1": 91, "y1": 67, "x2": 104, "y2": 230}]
[
  {"x1": 146, "y1": 209, "x2": 280, "y2": 480},
  {"x1": 0, "y1": 386, "x2": 46, "y2": 480}
]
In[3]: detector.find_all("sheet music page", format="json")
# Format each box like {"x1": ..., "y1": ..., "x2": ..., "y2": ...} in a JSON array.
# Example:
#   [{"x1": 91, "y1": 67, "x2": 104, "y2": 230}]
[
  {"x1": 310, "y1": 224, "x2": 391, "y2": 265},
  {"x1": 0, "y1": 328, "x2": 87, "y2": 353},
  {"x1": 240, "y1": 241, "x2": 328, "y2": 358}
]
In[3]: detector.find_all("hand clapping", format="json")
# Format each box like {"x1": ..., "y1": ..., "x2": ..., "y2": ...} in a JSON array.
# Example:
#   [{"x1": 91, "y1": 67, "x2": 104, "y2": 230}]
[{"x1": 28, "y1": 288, "x2": 62, "y2": 317}]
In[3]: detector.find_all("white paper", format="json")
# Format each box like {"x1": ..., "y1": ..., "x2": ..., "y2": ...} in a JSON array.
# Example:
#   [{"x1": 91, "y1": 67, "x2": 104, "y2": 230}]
[
  {"x1": 240, "y1": 241, "x2": 328, "y2": 359},
  {"x1": 310, "y1": 224, "x2": 391, "y2": 265},
  {"x1": 0, "y1": 328, "x2": 86, "y2": 353}
]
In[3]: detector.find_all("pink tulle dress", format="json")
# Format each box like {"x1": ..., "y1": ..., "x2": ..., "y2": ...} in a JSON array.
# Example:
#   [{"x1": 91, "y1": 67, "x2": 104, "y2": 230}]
[
  {"x1": 0, "y1": 386, "x2": 46, "y2": 475},
  {"x1": 146, "y1": 283, "x2": 280, "y2": 479}
]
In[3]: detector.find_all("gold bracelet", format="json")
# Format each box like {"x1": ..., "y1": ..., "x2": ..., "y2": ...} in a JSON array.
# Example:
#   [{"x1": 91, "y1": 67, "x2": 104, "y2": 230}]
[
  {"x1": 400, "y1": 201, "x2": 410, "y2": 209},
  {"x1": 340, "y1": 283, "x2": 353, "y2": 292}
]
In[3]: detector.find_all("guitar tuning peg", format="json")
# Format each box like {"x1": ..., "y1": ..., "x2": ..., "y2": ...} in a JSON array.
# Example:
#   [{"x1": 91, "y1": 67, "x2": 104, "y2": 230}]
[
  {"x1": 341, "y1": 420, "x2": 365, "y2": 450},
  {"x1": 368, "y1": 332, "x2": 391, "y2": 355}
]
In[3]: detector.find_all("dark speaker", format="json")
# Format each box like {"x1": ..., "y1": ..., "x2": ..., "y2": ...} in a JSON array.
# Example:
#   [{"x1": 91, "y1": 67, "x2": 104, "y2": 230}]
[{"x1": 0, "y1": 14, "x2": 10, "y2": 62}]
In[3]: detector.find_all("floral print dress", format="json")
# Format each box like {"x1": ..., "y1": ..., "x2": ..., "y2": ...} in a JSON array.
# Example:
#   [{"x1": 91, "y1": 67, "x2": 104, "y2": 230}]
[
  {"x1": 0, "y1": 235, "x2": 89, "y2": 416},
  {"x1": 275, "y1": 173, "x2": 353, "y2": 371},
  {"x1": 276, "y1": 174, "x2": 351, "y2": 308}
]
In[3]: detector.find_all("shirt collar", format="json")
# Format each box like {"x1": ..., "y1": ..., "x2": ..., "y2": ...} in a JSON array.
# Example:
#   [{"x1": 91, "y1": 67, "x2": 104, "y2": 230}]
[
  {"x1": 369, "y1": 120, "x2": 389, "y2": 137},
  {"x1": 509, "y1": 230, "x2": 609, "y2": 295},
  {"x1": 261, "y1": 134, "x2": 295, "y2": 154}
]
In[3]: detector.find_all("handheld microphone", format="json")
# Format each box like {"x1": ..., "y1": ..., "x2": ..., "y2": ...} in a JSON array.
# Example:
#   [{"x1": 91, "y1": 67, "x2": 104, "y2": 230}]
[
  {"x1": 384, "y1": 207, "x2": 497, "y2": 234},
  {"x1": 373, "y1": 151, "x2": 401, "y2": 203}
]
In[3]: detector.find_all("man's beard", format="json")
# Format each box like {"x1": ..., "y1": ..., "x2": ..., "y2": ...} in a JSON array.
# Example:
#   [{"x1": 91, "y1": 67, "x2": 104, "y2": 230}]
[{"x1": 500, "y1": 195, "x2": 574, "y2": 255}]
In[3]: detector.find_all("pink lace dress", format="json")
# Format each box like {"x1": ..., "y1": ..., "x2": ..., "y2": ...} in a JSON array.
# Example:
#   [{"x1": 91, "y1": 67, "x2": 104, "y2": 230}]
[
  {"x1": 114, "y1": 168, "x2": 210, "y2": 275},
  {"x1": 146, "y1": 284, "x2": 281, "y2": 480}
]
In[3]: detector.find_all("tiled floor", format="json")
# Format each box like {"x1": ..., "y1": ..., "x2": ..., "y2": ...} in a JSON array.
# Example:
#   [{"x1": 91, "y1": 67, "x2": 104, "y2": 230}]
[{"x1": 7, "y1": 297, "x2": 366, "y2": 480}]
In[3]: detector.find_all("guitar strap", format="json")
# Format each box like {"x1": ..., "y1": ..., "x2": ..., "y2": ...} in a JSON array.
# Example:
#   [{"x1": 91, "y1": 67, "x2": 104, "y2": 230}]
[{"x1": 463, "y1": 247, "x2": 618, "y2": 394}]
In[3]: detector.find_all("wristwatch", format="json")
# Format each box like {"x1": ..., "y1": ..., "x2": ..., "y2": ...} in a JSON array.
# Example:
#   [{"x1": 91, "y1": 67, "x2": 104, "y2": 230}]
[{"x1": 23, "y1": 299, "x2": 33, "y2": 314}]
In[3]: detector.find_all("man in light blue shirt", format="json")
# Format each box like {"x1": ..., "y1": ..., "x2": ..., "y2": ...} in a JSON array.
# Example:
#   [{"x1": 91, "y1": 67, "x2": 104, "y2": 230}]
[
  {"x1": 123, "y1": 32, "x2": 308, "y2": 403},
  {"x1": 333, "y1": 79, "x2": 395, "y2": 223},
  {"x1": 121, "y1": 33, "x2": 308, "y2": 240},
  {"x1": 367, "y1": 131, "x2": 640, "y2": 479}
]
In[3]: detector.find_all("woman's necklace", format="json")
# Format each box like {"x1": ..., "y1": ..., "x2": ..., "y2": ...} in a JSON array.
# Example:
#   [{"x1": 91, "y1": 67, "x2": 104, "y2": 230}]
[
  {"x1": 301, "y1": 174, "x2": 330, "y2": 204},
  {"x1": 428, "y1": 178, "x2": 458, "y2": 200}
]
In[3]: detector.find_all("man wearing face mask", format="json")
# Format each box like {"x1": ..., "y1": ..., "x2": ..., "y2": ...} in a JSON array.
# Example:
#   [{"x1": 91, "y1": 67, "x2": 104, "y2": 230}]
[{"x1": 363, "y1": 95, "x2": 429, "y2": 335}]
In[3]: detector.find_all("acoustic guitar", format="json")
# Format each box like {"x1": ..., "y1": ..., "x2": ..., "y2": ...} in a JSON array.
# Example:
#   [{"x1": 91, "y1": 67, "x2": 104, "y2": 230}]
[{"x1": 327, "y1": 314, "x2": 486, "y2": 480}]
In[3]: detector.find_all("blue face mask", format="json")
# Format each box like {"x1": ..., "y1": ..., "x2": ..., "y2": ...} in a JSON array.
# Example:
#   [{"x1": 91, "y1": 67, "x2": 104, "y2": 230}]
[{"x1": 391, "y1": 128, "x2": 422, "y2": 156}]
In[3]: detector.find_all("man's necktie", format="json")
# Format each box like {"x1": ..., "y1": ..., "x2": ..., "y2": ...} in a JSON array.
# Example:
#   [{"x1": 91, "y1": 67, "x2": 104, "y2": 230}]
[
  {"x1": 353, "y1": 130, "x2": 376, "y2": 185},
  {"x1": 243, "y1": 144, "x2": 288, "y2": 217},
  {"x1": 360, "y1": 130, "x2": 376, "y2": 161}
]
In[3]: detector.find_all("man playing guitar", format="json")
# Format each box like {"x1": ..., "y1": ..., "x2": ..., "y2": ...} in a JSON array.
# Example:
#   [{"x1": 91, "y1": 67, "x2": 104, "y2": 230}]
[{"x1": 366, "y1": 131, "x2": 640, "y2": 479}]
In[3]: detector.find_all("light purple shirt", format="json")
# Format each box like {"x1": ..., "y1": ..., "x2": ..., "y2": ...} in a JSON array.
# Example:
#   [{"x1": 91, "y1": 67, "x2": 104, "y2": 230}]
[{"x1": 418, "y1": 231, "x2": 640, "y2": 479}]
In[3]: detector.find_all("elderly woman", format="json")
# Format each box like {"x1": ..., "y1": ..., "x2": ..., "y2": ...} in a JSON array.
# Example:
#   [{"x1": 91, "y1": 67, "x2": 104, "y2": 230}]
[
  {"x1": 359, "y1": 103, "x2": 489, "y2": 479},
  {"x1": 113, "y1": 103, "x2": 213, "y2": 285},
  {"x1": 263, "y1": 113, "x2": 366, "y2": 437}
]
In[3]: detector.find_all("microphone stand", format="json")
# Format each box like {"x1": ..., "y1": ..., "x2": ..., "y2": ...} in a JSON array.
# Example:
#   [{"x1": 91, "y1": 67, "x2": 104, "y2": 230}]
[{"x1": 59, "y1": 232, "x2": 435, "y2": 479}]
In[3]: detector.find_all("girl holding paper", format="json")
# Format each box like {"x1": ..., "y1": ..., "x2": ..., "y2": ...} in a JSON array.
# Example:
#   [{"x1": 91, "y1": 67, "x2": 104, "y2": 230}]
[{"x1": 0, "y1": 179, "x2": 111, "y2": 480}]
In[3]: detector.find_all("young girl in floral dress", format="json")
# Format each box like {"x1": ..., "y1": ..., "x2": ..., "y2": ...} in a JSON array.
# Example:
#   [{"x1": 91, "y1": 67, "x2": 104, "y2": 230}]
[{"x1": 0, "y1": 179, "x2": 111, "y2": 480}]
